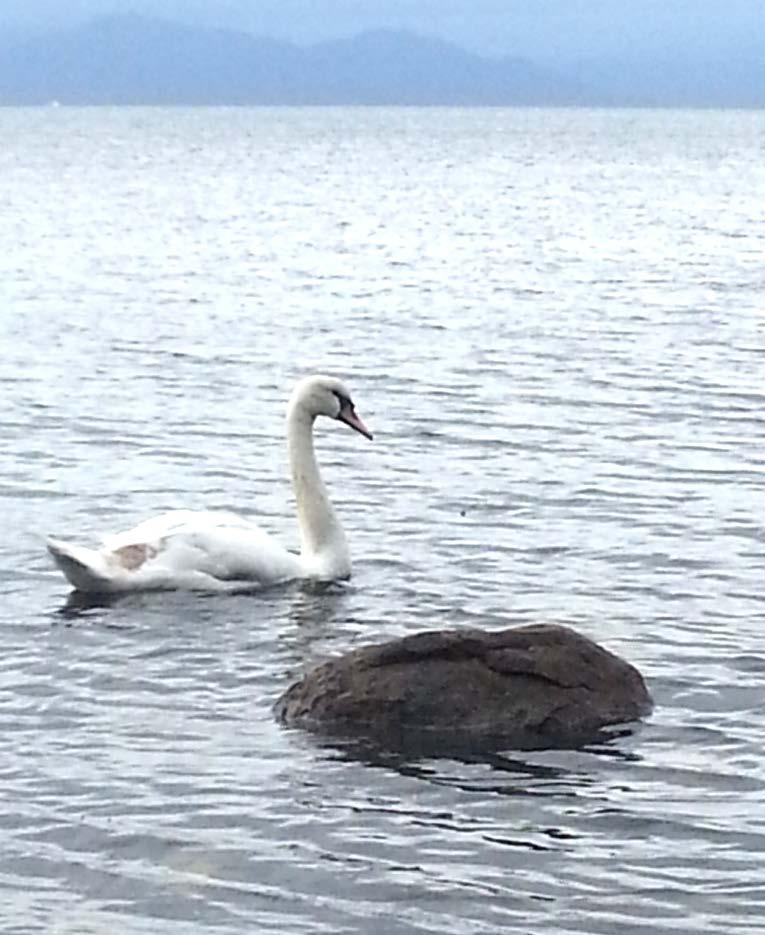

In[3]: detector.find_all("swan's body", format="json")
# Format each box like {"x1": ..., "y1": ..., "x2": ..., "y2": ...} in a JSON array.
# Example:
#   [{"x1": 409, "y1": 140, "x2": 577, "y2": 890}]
[
  {"x1": 47, "y1": 375, "x2": 372, "y2": 594},
  {"x1": 275, "y1": 624, "x2": 653, "y2": 752}
]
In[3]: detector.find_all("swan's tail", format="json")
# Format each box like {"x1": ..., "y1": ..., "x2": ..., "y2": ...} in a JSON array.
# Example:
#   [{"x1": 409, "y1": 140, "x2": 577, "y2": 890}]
[{"x1": 47, "y1": 538, "x2": 116, "y2": 594}]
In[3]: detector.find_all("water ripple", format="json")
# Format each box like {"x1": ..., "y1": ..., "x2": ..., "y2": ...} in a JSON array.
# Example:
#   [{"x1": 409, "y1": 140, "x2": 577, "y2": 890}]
[{"x1": 0, "y1": 106, "x2": 764, "y2": 934}]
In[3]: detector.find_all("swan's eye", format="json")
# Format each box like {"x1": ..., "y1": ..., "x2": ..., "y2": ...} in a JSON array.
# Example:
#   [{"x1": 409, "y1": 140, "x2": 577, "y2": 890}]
[{"x1": 332, "y1": 390, "x2": 353, "y2": 411}]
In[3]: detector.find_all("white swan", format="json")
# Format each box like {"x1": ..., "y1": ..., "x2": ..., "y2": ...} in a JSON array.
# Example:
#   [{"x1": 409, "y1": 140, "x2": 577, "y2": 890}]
[{"x1": 47, "y1": 375, "x2": 373, "y2": 594}]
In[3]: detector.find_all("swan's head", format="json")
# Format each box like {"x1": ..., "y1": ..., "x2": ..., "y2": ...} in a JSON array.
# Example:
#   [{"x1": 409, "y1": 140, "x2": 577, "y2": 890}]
[{"x1": 290, "y1": 375, "x2": 373, "y2": 440}]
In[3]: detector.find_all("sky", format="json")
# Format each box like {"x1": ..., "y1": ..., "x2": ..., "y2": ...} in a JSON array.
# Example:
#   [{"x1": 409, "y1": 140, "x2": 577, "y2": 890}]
[{"x1": 1, "y1": 0, "x2": 763, "y2": 65}]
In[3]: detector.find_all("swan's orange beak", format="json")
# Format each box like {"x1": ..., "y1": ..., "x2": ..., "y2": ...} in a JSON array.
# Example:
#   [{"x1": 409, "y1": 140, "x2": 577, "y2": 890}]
[{"x1": 338, "y1": 403, "x2": 373, "y2": 440}]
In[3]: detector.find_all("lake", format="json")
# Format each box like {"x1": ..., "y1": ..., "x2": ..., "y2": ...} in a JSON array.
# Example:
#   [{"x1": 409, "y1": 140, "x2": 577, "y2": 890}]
[{"x1": 1, "y1": 106, "x2": 764, "y2": 934}]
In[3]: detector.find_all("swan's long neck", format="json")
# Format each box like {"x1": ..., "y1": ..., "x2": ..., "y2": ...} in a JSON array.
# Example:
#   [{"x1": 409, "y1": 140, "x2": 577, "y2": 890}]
[{"x1": 287, "y1": 405, "x2": 349, "y2": 577}]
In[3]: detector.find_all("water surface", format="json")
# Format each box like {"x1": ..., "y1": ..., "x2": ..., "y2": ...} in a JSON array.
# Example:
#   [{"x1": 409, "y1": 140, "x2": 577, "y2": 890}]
[{"x1": 1, "y1": 107, "x2": 764, "y2": 934}]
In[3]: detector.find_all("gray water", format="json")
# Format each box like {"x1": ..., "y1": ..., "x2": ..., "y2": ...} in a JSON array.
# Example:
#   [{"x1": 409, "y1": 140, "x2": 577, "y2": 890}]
[{"x1": 1, "y1": 106, "x2": 764, "y2": 934}]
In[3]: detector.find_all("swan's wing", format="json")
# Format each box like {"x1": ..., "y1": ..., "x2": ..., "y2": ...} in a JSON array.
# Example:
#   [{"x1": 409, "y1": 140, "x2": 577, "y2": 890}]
[{"x1": 101, "y1": 510, "x2": 301, "y2": 589}]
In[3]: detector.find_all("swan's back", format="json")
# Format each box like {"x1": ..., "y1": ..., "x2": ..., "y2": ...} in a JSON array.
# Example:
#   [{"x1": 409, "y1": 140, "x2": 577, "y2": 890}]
[{"x1": 48, "y1": 510, "x2": 303, "y2": 593}]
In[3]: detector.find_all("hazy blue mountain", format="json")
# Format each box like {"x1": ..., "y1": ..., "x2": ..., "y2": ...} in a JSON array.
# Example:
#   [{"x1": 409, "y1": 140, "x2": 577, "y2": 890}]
[
  {"x1": 0, "y1": 14, "x2": 579, "y2": 105},
  {"x1": 0, "y1": 13, "x2": 762, "y2": 107},
  {"x1": 0, "y1": 15, "x2": 304, "y2": 104}
]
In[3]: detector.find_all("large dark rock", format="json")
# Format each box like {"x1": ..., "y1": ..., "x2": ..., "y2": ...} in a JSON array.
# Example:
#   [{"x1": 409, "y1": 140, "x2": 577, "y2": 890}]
[{"x1": 275, "y1": 624, "x2": 652, "y2": 752}]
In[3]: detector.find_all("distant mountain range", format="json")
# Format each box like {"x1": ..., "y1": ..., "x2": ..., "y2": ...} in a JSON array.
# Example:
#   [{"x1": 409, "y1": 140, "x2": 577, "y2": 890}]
[{"x1": 0, "y1": 13, "x2": 763, "y2": 107}]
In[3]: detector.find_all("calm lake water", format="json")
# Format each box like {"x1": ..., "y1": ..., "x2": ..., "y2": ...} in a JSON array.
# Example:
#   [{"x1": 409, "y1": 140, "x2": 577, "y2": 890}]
[{"x1": 1, "y1": 106, "x2": 764, "y2": 934}]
